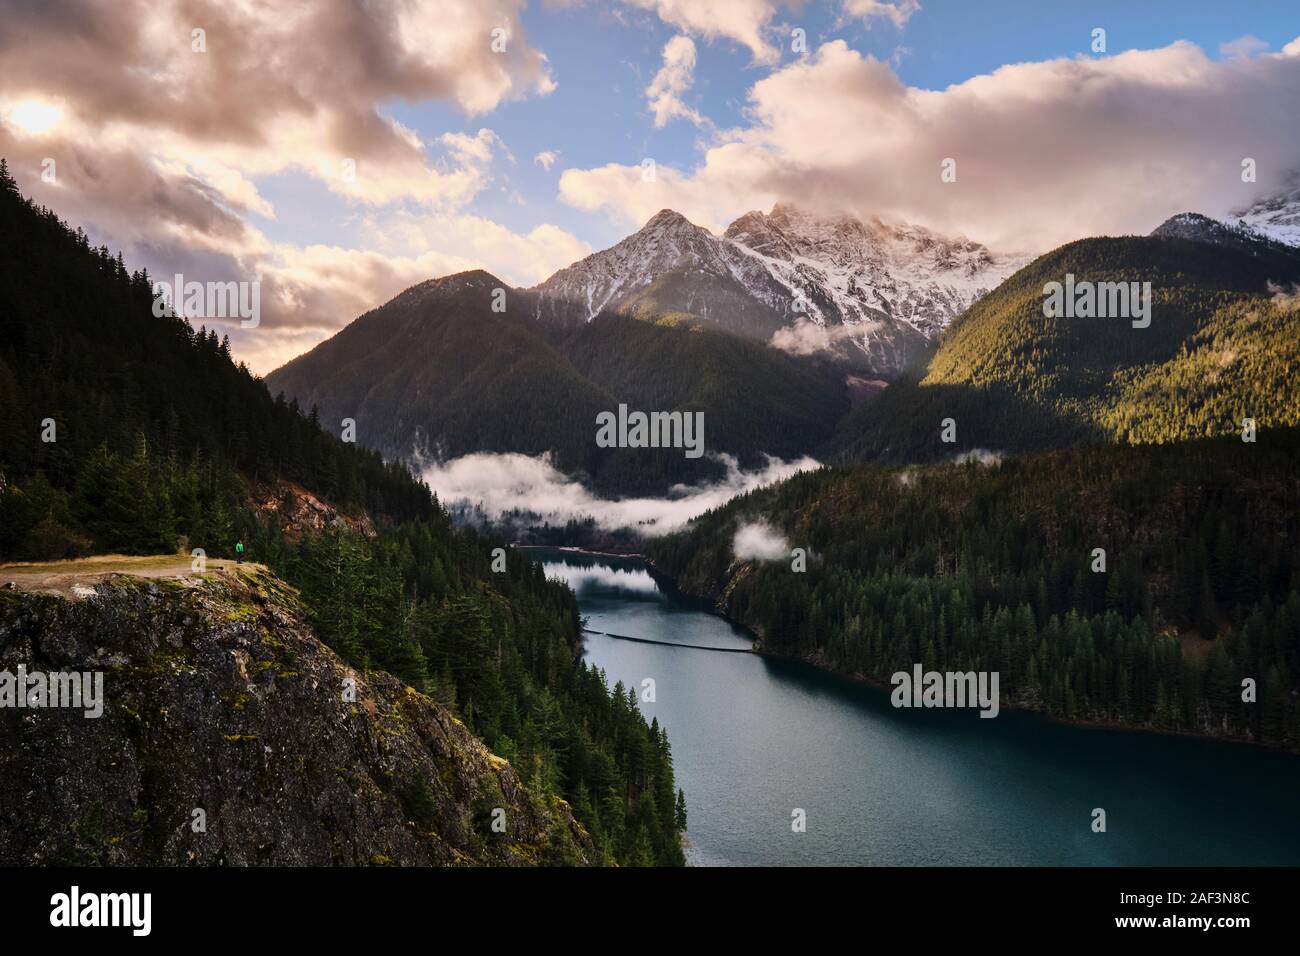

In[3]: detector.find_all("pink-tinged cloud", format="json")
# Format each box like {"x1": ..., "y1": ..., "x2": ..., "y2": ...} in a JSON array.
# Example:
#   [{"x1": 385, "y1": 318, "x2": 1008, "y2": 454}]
[
  {"x1": 0, "y1": 0, "x2": 585, "y2": 375},
  {"x1": 561, "y1": 37, "x2": 1300, "y2": 253}
]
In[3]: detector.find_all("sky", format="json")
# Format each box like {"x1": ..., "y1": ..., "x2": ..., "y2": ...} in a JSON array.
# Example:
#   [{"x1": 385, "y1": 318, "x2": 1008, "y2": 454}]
[{"x1": 1, "y1": 0, "x2": 1298, "y2": 374}]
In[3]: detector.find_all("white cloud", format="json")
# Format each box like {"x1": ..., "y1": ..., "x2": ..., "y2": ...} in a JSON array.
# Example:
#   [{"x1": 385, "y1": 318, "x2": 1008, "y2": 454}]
[
  {"x1": 1267, "y1": 281, "x2": 1300, "y2": 308},
  {"x1": 1220, "y1": 35, "x2": 1269, "y2": 60},
  {"x1": 0, "y1": 0, "x2": 584, "y2": 376},
  {"x1": 621, "y1": 0, "x2": 784, "y2": 64},
  {"x1": 840, "y1": 0, "x2": 921, "y2": 29},
  {"x1": 358, "y1": 210, "x2": 593, "y2": 286},
  {"x1": 953, "y1": 449, "x2": 1002, "y2": 466},
  {"x1": 421, "y1": 451, "x2": 819, "y2": 535},
  {"x1": 560, "y1": 37, "x2": 1300, "y2": 252},
  {"x1": 0, "y1": 0, "x2": 555, "y2": 208},
  {"x1": 770, "y1": 317, "x2": 880, "y2": 356},
  {"x1": 440, "y1": 128, "x2": 507, "y2": 167},
  {"x1": 223, "y1": 212, "x2": 589, "y2": 373},
  {"x1": 0, "y1": 121, "x2": 591, "y2": 375},
  {"x1": 533, "y1": 149, "x2": 560, "y2": 170},
  {"x1": 559, "y1": 154, "x2": 760, "y2": 233},
  {"x1": 647, "y1": 36, "x2": 706, "y2": 128},
  {"x1": 732, "y1": 520, "x2": 789, "y2": 561}
]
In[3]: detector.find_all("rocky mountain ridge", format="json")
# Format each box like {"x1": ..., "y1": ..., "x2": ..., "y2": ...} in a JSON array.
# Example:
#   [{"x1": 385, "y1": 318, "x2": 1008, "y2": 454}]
[
  {"x1": 1232, "y1": 180, "x2": 1300, "y2": 247},
  {"x1": 0, "y1": 565, "x2": 590, "y2": 865},
  {"x1": 529, "y1": 204, "x2": 1029, "y2": 374}
]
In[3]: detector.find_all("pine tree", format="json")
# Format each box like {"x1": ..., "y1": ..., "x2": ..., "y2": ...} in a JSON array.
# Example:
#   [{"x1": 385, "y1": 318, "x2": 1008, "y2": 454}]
[{"x1": 0, "y1": 158, "x2": 17, "y2": 196}]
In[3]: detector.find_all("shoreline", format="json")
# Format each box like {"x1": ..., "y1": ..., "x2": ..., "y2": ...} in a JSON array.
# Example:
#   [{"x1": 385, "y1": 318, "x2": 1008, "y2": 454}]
[
  {"x1": 516, "y1": 544, "x2": 647, "y2": 561},
  {"x1": 565, "y1": 547, "x2": 1299, "y2": 758}
]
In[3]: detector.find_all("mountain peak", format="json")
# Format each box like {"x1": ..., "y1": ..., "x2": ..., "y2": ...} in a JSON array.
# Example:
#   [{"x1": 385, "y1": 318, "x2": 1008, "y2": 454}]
[
  {"x1": 1231, "y1": 178, "x2": 1300, "y2": 247},
  {"x1": 642, "y1": 208, "x2": 702, "y2": 232},
  {"x1": 433, "y1": 268, "x2": 507, "y2": 289},
  {"x1": 531, "y1": 200, "x2": 1028, "y2": 369},
  {"x1": 767, "y1": 200, "x2": 811, "y2": 221},
  {"x1": 391, "y1": 268, "x2": 508, "y2": 307},
  {"x1": 1151, "y1": 212, "x2": 1233, "y2": 242},
  {"x1": 1149, "y1": 211, "x2": 1300, "y2": 259}
]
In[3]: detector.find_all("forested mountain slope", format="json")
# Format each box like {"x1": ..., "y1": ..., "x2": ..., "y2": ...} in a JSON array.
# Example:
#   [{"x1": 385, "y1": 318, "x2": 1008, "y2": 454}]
[
  {"x1": 0, "y1": 567, "x2": 592, "y2": 865},
  {"x1": 556, "y1": 313, "x2": 847, "y2": 492},
  {"x1": 529, "y1": 205, "x2": 1025, "y2": 375},
  {"x1": 267, "y1": 272, "x2": 850, "y2": 496},
  {"x1": 268, "y1": 269, "x2": 617, "y2": 481},
  {"x1": 836, "y1": 229, "x2": 1300, "y2": 462},
  {"x1": 651, "y1": 430, "x2": 1300, "y2": 749},
  {"x1": 0, "y1": 163, "x2": 684, "y2": 866}
]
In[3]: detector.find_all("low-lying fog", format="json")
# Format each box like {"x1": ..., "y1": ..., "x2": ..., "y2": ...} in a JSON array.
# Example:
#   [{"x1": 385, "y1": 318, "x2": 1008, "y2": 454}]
[{"x1": 420, "y1": 451, "x2": 819, "y2": 536}]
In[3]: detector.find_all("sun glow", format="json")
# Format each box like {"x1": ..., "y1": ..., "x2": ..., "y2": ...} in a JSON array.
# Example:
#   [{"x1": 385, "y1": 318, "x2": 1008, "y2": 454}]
[{"x1": 4, "y1": 99, "x2": 64, "y2": 136}]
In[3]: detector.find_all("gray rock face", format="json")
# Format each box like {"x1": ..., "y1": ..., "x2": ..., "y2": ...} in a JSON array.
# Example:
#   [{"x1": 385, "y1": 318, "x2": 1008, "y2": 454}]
[
  {"x1": 0, "y1": 569, "x2": 589, "y2": 866},
  {"x1": 1150, "y1": 211, "x2": 1265, "y2": 249},
  {"x1": 529, "y1": 209, "x2": 792, "y2": 339},
  {"x1": 529, "y1": 204, "x2": 1027, "y2": 374},
  {"x1": 1231, "y1": 180, "x2": 1300, "y2": 248},
  {"x1": 1150, "y1": 210, "x2": 1300, "y2": 262}
]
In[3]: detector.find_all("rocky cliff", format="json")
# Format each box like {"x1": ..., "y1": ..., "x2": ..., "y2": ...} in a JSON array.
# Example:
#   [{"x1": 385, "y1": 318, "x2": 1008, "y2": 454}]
[
  {"x1": 529, "y1": 204, "x2": 1028, "y2": 374},
  {"x1": 0, "y1": 566, "x2": 590, "y2": 865}
]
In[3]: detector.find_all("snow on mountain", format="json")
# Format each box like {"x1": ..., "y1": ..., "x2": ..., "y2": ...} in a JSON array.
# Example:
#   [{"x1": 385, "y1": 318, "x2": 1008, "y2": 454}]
[
  {"x1": 1231, "y1": 181, "x2": 1300, "y2": 248},
  {"x1": 1151, "y1": 207, "x2": 1300, "y2": 263},
  {"x1": 529, "y1": 205, "x2": 1028, "y2": 374},
  {"x1": 723, "y1": 204, "x2": 1028, "y2": 340},
  {"x1": 1150, "y1": 211, "x2": 1269, "y2": 248},
  {"x1": 529, "y1": 209, "x2": 789, "y2": 329}
]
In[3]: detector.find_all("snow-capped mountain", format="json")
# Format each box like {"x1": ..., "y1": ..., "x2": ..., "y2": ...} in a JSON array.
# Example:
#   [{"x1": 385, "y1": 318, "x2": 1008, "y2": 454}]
[
  {"x1": 529, "y1": 204, "x2": 1029, "y2": 374},
  {"x1": 531, "y1": 209, "x2": 793, "y2": 342},
  {"x1": 1151, "y1": 211, "x2": 1271, "y2": 248},
  {"x1": 1150, "y1": 209, "x2": 1300, "y2": 263},
  {"x1": 723, "y1": 204, "x2": 1026, "y2": 339},
  {"x1": 1231, "y1": 181, "x2": 1300, "y2": 248}
]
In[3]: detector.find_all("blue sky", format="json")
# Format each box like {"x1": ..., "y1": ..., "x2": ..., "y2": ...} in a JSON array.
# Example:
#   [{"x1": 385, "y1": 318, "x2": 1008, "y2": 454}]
[
  {"x1": 253, "y1": 0, "x2": 1300, "y2": 253},
  {"x1": 3, "y1": 0, "x2": 1297, "y2": 372}
]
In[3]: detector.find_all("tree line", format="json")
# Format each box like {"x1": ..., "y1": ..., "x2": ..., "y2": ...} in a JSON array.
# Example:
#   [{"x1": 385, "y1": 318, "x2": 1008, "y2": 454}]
[
  {"x1": 0, "y1": 161, "x2": 684, "y2": 865},
  {"x1": 653, "y1": 430, "x2": 1300, "y2": 748}
]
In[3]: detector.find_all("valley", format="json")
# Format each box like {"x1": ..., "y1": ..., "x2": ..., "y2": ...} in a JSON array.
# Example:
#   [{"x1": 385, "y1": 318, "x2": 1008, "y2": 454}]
[
  {"x1": 265, "y1": 197, "x2": 1300, "y2": 509},
  {"x1": 262, "y1": 203, "x2": 1038, "y2": 499},
  {"x1": 5, "y1": 155, "x2": 1300, "y2": 870},
  {"x1": 649, "y1": 430, "x2": 1300, "y2": 751},
  {"x1": 257, "y1": 188, "x2": 1300, "y2": 768},
  {"x1": 542, "y1": 547, "x2": 1300, "y2": 866},
  {"x1": 264, "y1": 271, "x2": 850, "y2": 497},
  {"x1": 0, "y1": 172, "x2": 684, "y2": 867},
  {"x1": 5, "y1": 0, "x2": 1300, "y2": 910}
]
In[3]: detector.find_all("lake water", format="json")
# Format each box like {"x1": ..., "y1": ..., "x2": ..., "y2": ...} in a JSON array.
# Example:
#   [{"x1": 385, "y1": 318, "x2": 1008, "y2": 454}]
[{"x1": 527, "y1": 547, "x2": 1300, "y2": 867}]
